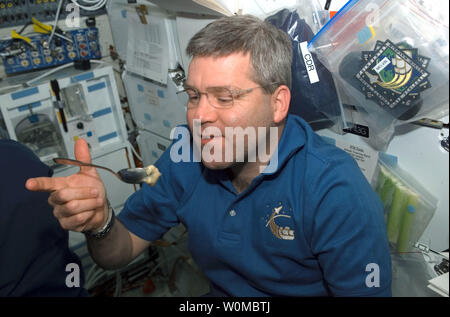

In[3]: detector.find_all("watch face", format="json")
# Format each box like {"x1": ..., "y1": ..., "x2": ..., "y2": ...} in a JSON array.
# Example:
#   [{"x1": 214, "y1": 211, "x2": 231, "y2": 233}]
[{"x1": 83, "y1": 207, "x2": 114, "y2": 239}]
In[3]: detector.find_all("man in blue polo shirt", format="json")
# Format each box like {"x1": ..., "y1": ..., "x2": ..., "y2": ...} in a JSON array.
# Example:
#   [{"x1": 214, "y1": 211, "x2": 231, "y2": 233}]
[{"x1": 26, "y1": 15, "x2": 392, "y2": 296}]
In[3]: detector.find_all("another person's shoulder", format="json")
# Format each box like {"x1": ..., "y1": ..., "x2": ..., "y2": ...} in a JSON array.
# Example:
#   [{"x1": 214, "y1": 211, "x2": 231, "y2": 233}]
[
  {"x1": 0, "y1": 139, "x2": 51, "y2": 177},
  {"x1": 1, "y1": 139, "x2": 42, "y2": 162},
  {"x1": 0, "y1": 139, "x2": 35, "y2": 157}
]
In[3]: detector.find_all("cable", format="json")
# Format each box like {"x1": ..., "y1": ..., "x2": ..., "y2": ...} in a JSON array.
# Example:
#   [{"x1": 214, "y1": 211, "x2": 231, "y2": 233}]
[
  {"x1": 17, "y1": 23, "x2": 31, "y2": 35},
  {"x1": 127, "y1": 140, "x2": 143, "y2": 162},
  {"x1": 69, "y1": 0, "x2": 109, "y2": 12},
  {"x1": 86, "y1": 263, "x2": 117, "y2": 291},
  {"x1": 47, "y1": 0, "x2": 65, "y2": 46},
  {"x1": 147, "y1": 253, "x2": 180, "y2": 279},
  {"x1": 0, "y1": 23, "x2": 29, "y2": 52},
  {"x1": 168, "y1": 256, "x2": 189, "y2": 294},
  {"x1": 0, "y1": 84, "x2": 25, "y2": 94},
  {"x1": 114, "y1": 271, "x2": 122, "y2": 297},
  {"x1": 86, "y1": 264, "x2": 105, "y2": 289},
  {"x1": 86, "y1": 252, "x2": 179, "y2": 296},
  {"x1": 86, "y1": 263, "x2": 100, "y2": 286},
  {"x1": 25, "y1": 62, "x2": 75, "y2": 87},
  {"x1": 25, "y1": 59, "x2": 105, "y2": 87}
]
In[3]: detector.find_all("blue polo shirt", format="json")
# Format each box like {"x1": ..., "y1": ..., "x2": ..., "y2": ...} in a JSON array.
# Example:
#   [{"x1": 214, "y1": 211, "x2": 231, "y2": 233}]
[
  {"x1": 0, "y1": 139, "x2": 88, "y2": 297},
  {"x1": 118, "y1": 114, "x2": 392, "y2": 296}
]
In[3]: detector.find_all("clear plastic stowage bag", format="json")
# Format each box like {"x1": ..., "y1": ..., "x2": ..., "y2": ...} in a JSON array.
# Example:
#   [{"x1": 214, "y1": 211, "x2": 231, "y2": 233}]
[
  {"x1": 308, "y1": 0, "x2": 449, "y2": 150},
  {"x1": 372, "y1": 155, "x2": 438, "y2": 253}
]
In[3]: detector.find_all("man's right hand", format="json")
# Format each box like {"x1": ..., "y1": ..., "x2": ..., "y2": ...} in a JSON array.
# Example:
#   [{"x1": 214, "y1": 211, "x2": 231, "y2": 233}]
[{"x1": 26, "y1": 138, "x2": 109, "y2": 233}]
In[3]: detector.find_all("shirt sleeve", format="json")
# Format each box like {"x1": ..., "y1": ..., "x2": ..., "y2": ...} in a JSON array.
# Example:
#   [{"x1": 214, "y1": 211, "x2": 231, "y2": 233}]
[
  {"x1": 118, "y1": 127, "x2": 202, "y2": 242},
  {"x1": 304, "y1": 152, "x2": 392, "y2": 297}
]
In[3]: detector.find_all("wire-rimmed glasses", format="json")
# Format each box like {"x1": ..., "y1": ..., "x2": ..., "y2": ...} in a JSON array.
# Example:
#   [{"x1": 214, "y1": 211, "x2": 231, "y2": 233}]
[{"x1": 180, "y1": 84, "x2": 277, "y2": 109}]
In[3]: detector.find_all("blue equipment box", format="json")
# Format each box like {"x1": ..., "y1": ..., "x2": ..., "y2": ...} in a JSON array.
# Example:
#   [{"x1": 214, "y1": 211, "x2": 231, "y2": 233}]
[{"x1": 1, "y1": 27, "x2": 101, "y2": 75}]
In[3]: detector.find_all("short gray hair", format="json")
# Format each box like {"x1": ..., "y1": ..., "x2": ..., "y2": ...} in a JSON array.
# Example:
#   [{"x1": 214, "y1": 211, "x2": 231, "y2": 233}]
[{"x1": 186, "y1": 15, "x2": 292, "y2": 93}]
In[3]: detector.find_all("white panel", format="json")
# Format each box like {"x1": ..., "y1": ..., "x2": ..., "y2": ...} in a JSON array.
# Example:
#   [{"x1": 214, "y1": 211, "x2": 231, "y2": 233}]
[
  {"x1": 385, "y1": 117, "x2": 449, "y2": 251},
  {"x1": 0, "y1": 83, "x2": 69, "y2": 165},
  {"x1": 136, "y1": 130, "x2": 172, "y2": 166},
  {"x1": 107, "y1": 1, "x2": 182, "y2": 69},
  {"x1": 1, "y1": 66, "x2": 129, "y2": 159},
  {"x1": 94, "y1": 148, "x2": 137, "y2": 209},
  {"x1": 106, "y1": 1, "x2": 133, "y2": 59},
  {"x1": 148, "y1": 0, "x2": 228, "y2": 16},
  {"x1": 123, "y1": 71, "x2": 187, "y2": 139},
  {"x1": 175, "y1": 16, "x2": 217, "y2": 73}
]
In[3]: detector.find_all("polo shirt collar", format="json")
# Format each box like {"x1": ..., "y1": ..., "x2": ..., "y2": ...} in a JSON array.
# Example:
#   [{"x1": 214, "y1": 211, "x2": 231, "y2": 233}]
[{"x1": 206, "y1": 115, "x2": 306, "y2": 192}]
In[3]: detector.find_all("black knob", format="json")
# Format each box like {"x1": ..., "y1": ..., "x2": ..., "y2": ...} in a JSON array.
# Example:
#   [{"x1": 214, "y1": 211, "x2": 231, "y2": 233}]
[{"x1": 76, "y1": 122, "x2": 84, "y2": 129}]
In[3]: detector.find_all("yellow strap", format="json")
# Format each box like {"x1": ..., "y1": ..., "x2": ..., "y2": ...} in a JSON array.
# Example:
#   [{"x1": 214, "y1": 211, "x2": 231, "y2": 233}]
[
  {"x1": 32, "y1": 17, "x2": 53, "y2": 32},
  {"x1": 11, "y1": 30, "x2": 31, "y2": 44},
  {"x1": 33, "y1": 23, "x2": 50, "y2": 34}
]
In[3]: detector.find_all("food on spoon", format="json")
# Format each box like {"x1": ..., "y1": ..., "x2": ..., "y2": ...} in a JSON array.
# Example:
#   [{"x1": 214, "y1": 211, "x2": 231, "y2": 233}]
[{"x1": 143, "y1": 165, "x2": 161, "y2": 186}]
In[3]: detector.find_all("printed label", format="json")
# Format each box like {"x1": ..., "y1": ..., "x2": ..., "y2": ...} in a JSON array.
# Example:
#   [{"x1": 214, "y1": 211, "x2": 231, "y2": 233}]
[
  {"x1": 372, "y1": 57, "x2": 391, "y2": 73},
  {"x1": 299, "y1": 41, "x2": 319, "y2": 84},
  {"x1": 157, "y1": 143, "x2": 167, "y2": 151},
  {"x1": 343, "y1": 124, "x2": 370, "y2": 138},
  {"x1": 40, "y1": 152, "x2": 59, "y2": 163},
  {"x1": 336, "y1": 140, "x2": 379, "y2": 182},
  {"x1": 145, "y1": 88, "x2": 159, "y2": 106}
]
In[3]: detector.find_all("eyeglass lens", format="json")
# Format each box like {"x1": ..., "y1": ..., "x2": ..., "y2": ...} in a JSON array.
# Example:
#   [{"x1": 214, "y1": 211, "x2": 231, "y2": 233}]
[{"x1": 185, "y1": 87, "x2": 234, "y2": 108}]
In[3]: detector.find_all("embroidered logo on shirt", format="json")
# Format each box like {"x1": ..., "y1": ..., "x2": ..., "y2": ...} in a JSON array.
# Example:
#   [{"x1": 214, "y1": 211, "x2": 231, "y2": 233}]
[{"x1": 265, "y1": 205, "x2": 295, "y2": 240}]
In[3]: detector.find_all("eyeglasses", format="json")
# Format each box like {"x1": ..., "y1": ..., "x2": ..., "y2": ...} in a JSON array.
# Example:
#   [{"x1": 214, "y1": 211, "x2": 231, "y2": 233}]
[{"x1": 180, "y1": 84, "x2": 277, "y2": 109}]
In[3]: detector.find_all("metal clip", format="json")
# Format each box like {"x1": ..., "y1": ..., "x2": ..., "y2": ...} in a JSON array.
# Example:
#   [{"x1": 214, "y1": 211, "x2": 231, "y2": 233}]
[
  {"x1": 441, "y1": 136, "x2": 449, "y2": 152},
  {"x1": 412, "y1": 118, "x2": 449, "y2": 129},
  {"x1": 136, "y1": 5, "x2": 148, "y2": 24},
  {"x1": 414, "y1": 242, "x2": 430, "y2": 253}
]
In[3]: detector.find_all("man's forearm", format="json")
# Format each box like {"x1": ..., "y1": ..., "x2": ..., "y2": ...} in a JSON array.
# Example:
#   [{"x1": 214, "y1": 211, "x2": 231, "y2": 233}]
[{"x1": 85, "y1": 217, "x2": 134, "y2": 270}]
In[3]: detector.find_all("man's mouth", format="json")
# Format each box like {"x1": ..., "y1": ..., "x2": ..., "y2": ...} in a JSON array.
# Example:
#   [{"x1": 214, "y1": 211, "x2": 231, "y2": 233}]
[
  {"x1": 201, "y1": 133, "x2": 222, "y2": 144},
  {"x1": 202, "y1": 133, "x2": 220, "y2": 139}
]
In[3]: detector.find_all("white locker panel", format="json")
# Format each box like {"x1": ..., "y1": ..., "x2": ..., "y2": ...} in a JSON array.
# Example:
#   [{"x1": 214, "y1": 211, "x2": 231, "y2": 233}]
[
  {"x1": 136, "y1": 130, "x2": 172, "y2": 166},
  {"x1": 122, "y1": 71, "x2": 187, "y2": 140},
  {"x1": 0, "y1": 67, "x2": 129, "y2": 165},
  {"x1": 385, "y1": 118, "x2": 449, "y2": 252},
  {"x1": 175, "y1": 16, "x2": 218, "y2": 73}
]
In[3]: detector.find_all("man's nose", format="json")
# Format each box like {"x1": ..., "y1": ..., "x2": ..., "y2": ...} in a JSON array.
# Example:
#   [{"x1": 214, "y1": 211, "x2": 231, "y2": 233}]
[{"x1": 192, "y1": 93, "x2": 218, "y2": 123}]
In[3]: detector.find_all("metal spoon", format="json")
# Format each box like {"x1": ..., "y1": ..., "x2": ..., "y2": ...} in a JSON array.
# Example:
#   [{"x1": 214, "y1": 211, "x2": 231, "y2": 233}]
[{"x1": 53, "y1": 157, "x2": 149, "y2": 184}]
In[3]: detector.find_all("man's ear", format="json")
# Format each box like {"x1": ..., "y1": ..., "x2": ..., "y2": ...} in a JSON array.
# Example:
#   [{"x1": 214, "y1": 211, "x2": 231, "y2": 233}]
[{"x1": 271, "y1": 85, "x2": 290, "y2": 124}]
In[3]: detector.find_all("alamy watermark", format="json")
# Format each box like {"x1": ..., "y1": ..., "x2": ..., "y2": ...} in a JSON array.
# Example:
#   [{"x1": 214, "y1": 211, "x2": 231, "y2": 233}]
[
  {"x1": 365, "y1": 263, "x2": 380, "y2": 288},
  {"x1": 65, "y1": 263, "x2": 81, "y2": 288},
  {"x1": 65, "y1": 3, "x2": 80, "y2": 28},
  {"x1": 169, "y1": 119, "x2": 279, "y2": 173}
]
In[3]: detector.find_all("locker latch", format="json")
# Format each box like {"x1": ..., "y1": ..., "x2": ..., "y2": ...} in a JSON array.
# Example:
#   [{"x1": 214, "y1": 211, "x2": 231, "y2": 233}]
[{"x1": 136, "y1": 5, "x2": 148, "y2": 24}]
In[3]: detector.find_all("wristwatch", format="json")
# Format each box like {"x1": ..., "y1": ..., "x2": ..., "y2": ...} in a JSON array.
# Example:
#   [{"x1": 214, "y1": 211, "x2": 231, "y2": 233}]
[{"x1": 83, "y1": 201, "x2": 115, "y2": 239}]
